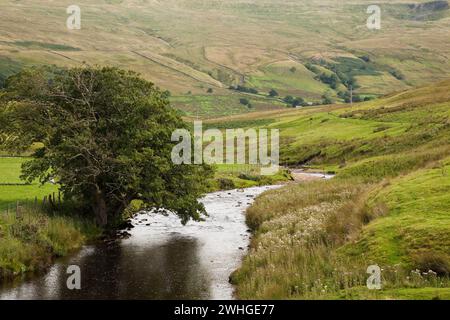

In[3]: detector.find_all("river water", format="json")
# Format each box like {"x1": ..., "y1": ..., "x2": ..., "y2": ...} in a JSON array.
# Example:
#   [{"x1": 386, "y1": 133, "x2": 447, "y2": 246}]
[{"x1": 0, "y1": 186, "x2": 280, "y2": 300}]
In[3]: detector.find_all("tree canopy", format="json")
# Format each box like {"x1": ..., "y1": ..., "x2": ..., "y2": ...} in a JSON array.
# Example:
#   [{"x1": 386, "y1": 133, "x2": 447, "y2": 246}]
[{"x1": 0, "y1": 66, "x2": 213, "y2": 226}]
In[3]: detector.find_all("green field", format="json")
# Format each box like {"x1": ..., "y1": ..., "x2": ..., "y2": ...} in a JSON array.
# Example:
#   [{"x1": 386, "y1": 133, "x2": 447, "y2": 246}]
[
  {"x1": 247, "y1": 61, "x2": 330, "y2": 99},
  {"x1": 171, "y1": 93, "x2": 285, "y2": 118},
  {"x1": 343, "y1": 160, "x2": 450, "y2": 266},
  {"x1": 0, "y1": 157, "x2": 58, "y2": 210},
  {"x1": 0, "y1": 157, "x2": 26, "y2": 184}
]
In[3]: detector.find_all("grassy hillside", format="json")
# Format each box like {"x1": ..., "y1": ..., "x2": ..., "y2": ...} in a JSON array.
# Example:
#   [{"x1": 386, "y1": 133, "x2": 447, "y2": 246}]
[
  {"x1": 2, "y1": 0, "x2": 450, "y2": 115},
  {"x1": 229, "y1": 80, "x2": 450, "y2": 300}
]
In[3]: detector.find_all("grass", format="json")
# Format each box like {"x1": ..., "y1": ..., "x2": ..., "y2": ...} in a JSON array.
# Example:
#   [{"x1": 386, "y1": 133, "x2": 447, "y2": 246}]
[
  {"x1": 206, "y1": 79, "x2": 450, "y2": 167},
  {"x1": 247, "y1": 61, "x2": 329, "y2": 99},
  {"x1": 2, "y1": 1, "x2": 450, "y2": 115},
  {"x1": 0, "y1": 156, "x2": 99, "y2": 279},
  {"x1": 208, "y1": 164, "x2": 292, "y2": 191},
  {"x1": 0, "y1": 184, "x2": 58, "y2": 211},
  {"x1": 0, "y1": 205, "x2": 100, "y2": 279},
  {"x1": 0, "y1": 157, "x2": 58, "y2": 210},
  {"x1": 342, "y1": 159, "x2": 450, "y2": 268},
  {"x1": 171, "y1": 94, "x2": 284, "y2": 118},
  {"x1": 11, "y1": 41, "x2": 81, "y2": 51},
  {"x1": 231, "y1": 80, "x2": 450, "y2": 300},
  {"x1": 0, "y1": 157, "x2": 27, "y2": 184}
]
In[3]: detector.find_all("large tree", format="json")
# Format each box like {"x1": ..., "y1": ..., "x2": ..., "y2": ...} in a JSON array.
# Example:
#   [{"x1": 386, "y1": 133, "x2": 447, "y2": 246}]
[{"x1": 0, "y1": 66, "x2": 212, "y2": 226}]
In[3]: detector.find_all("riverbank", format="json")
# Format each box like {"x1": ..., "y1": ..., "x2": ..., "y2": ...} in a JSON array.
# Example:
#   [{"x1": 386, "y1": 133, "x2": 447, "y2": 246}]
[
  {"x1": 0, "y1": 156, "x2": 290, "y2": 283},
  {"x1": 0, "y1": 206, "x2": 100, "y2": 280},
  {"x1": 207, "y1": 164, "x2": 292, "y2": 191},
  {"x1": 213, "y1": 79, "x2": 450, "y2": 300},
  {"x1": 232, "y1": 158, "x2": 450, "y2": 299},
  {"x1": 0, "y1": 186, "x2": 276, "y2": 299},
  {"x1": 0, "y1": 156, "x2": 100, "y2": 280}
]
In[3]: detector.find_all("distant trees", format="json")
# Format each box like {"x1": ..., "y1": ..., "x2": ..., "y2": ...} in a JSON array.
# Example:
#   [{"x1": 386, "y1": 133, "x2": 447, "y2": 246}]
[
  {"x1": 239, "y1": 98, "x2": 252, "y2": 108},
  {"x1": 289, "y1": 67, "x2": 297, "y2": 73},
  {"x1": 322, "y1": 92, "x2": 334, "y2": 105},
  {"x1": 318, "y1": 73, "x2": 339, "y2": 90},
  {"x1": 283, "y1": 95, "x2": 295, "y2": 105},
  {"x1": 307, "y1": 59, "x2": 360, "y2": 91},
  {"x1": 230, "y1": 85, "x2": 258, "y2": 94},
  {"x1": 305, "y1": 63, "x2": 319, "y2": 74},
  {"x1": 359, "y1": 55, "x2": 371, "y2": 63},
  {"x1": 207, "y1": 88, "x2": 213, "y2": 93},
  {"x1": 269, "y1": 89, "x2": 279, "y2": 97},
  {"x1": 338, "y1": 72, "x2": 358, "y2": 90},
  {"x1": 337, "y1": 90, "x2": 369, "y2": 103},
  {"x1": 389, "y1": 69, "x2": 405, "y2": 80},
  {"x1": 283, "y1": 95, "x2": 306, "y2": 108}
]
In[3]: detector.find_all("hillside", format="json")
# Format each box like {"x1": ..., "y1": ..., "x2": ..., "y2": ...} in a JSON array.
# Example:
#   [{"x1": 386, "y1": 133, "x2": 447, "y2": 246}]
[
  {"x1": 2, "y1": 0, "x2": 450, "y2": 116},
  {"x1": 226, "y1": 80, "x2": 450, "y2": 299}
]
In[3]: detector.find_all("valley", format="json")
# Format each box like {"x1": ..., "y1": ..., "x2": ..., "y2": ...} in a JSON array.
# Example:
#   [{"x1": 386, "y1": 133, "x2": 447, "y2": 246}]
[
  {"x1": 2, "y1": 0, "x2": 450, "y2": 117},
  {"x1": 0, "y1": 0, "x2": 449, "y2": 301}
]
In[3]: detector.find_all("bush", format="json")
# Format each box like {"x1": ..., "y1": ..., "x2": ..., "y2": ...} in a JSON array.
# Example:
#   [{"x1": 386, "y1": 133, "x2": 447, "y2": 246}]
[
  {"x1": 238, "y1": 173, "x2": 261, "y2": 182},
  {"x1": 239, "y1": 98, "x2": 250, "y2": 106},
  {"x1": 389, "y1": 69, "x2": 405, "y2": 80},
  {"x1": 284, "y1": 96, "x2": 305, "y2": 107},
  {"x1": 232, "y1": 85, "x2": 258, "y2": 94},
  {"x1": 318, "y1": 73, "x2": 339, "y2": 89},
  {"x1": 217, "y1": 178, "x2": 235, "y2": 190},
  {"x1": 412, "y1": 252, "x2": 450, "y2": 276},
  {"x1": 269, "y1": 89, "x2": 279, "y2": 97}
]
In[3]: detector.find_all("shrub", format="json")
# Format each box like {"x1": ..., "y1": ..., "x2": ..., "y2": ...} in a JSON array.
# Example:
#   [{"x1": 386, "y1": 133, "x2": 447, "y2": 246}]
[
  {"x1": 269, "y1": 89, "x2": 279, "y2": 97},
  {"x1": 238, "y1": 173, "x2": 261, "y2": 182},
  {"x1": 217, "y1": 178, "x2": 235, "y2": 190},
  {"x1": 239, "y1": 98, "x2": 249, "y2": 105},
  {"x1": 412, "y1": 252, "x2": 450, "y2": 276}
]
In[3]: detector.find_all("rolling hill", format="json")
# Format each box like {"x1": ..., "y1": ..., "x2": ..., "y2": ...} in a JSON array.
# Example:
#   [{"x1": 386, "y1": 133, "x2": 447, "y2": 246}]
[
  {"x1": 222, "y1": 79, "x2": 450, "y2": 299},
  {"x1": 2, "y1": 0, "x2": 450, "y2": 116}
]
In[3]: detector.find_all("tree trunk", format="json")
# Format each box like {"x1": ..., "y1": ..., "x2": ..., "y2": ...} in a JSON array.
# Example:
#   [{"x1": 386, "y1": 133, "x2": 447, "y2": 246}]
[{"x1": 93, "y1": 188, "x2": 108, "y2": 227}]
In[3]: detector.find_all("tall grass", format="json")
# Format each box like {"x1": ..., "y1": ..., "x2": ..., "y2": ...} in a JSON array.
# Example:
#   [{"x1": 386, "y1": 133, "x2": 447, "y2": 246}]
[
  {"x1": 0, "y1": 203, "x2": 100, "y2": 279},
  {"x1": 233, "y1": 176, "x2": 450, "y2": 299},
  {"x1": 233, "y1": 138, "x2": 450, "y2": 299}
]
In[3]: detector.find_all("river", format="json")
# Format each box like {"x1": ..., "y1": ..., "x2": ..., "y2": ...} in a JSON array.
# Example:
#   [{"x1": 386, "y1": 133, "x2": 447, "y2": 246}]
[{"x1": 0, "y1": 185, "x2": 281, "y2": 300}]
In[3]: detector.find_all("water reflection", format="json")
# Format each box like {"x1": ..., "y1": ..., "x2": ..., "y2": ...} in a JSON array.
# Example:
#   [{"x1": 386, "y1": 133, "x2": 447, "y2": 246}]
[{"x1": 1, "y1": 235, "x2": 210, "y2": 300}]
